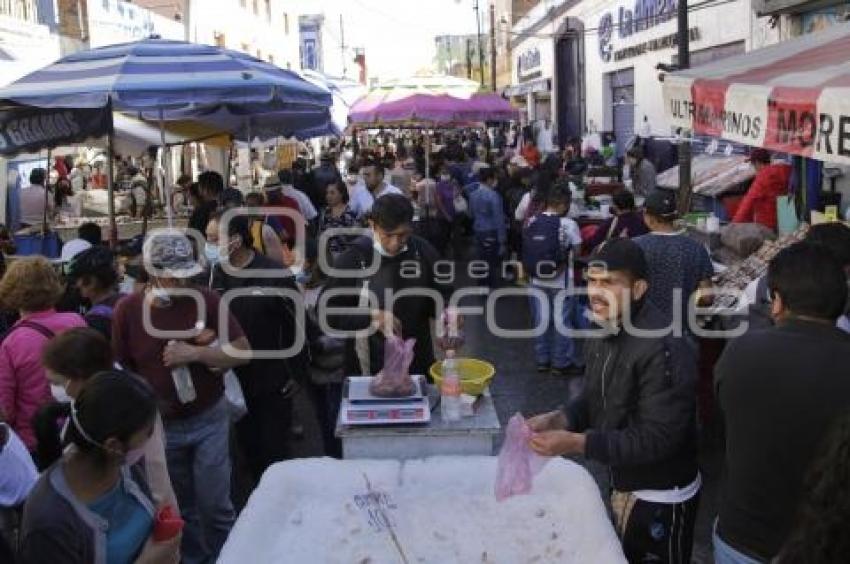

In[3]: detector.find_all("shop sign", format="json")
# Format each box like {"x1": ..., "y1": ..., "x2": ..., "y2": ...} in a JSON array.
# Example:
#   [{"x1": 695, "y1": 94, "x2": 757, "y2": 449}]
[
  {"x1": 599, "y1": 0, "x2": 679, "y2": 62},
  {"x1": 517, "y1": 47, "x2": 542, "y2": 81},
  {"x1": 0, "y1": 107, "x2": 111, "y2": 157},
  {"x1": 664, "y1": 78, "x2": 850, "y2": 166},
  {"x1": 611, "y1": 27, "x2": 700, "y2": 62}
]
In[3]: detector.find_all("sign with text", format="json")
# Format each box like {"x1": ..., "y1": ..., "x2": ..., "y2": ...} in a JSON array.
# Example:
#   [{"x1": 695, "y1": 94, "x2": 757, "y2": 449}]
[
  {"x1": 664, "y1": 76, "x2": 850, "y2": 166},
  {"x1": 599, "y1": 0, "x2": 678, "y2": 62},
  {"x1": 0, "y1": 107, "x2": 111, "y2": 156},
  {"x1": 518, "y1": 47, "x2": 542, "y2": 81}
]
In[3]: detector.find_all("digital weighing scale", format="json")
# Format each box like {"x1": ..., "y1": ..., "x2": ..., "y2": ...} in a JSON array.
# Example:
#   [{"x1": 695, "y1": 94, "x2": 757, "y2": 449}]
[{"x1": 340, "y1": 376, "x2": 431, "y2": 426}]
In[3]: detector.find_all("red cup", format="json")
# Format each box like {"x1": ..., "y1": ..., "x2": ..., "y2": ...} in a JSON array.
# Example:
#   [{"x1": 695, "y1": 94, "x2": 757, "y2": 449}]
[{"x1": 152, "y1": 505, "x2": 184, "y2": 542}]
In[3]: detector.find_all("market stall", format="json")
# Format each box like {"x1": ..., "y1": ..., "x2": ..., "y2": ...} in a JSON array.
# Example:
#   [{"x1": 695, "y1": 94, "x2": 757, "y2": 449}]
[
  {"x1": 219, "y1": 457, "x2": 626, "y2": 563},
  {"x1": 0, "y1": 37, "x2": 333, "y2": 248},
  {"x1": 662, "y1": 22, "x2": 850, "y2": 223}
]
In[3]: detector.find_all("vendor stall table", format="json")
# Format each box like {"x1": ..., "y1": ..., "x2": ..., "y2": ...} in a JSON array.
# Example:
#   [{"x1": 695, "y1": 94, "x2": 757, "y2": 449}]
[
  {"x1": 53, "y1": 217, "x2": 188, "y2": 243},
  {"x1": 219, "y1": 457, "x2": 626, "y2": 563},
  {"x1": 336, "y1": 393, "x2": 501, "y2": 460}
]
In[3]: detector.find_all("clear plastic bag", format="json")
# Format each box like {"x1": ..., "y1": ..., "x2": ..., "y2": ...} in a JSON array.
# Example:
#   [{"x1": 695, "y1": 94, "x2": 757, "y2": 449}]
[
  {"x1": 495, "y1": 413, "x2": 550, "y2": 501},
  {"x1": 369, "y1": 336, "x2": 417, "y2": 397}
]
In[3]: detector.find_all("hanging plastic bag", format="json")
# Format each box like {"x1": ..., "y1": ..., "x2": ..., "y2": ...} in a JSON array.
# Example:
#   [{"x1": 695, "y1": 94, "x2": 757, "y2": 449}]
[
  {"x1": 369, "y1": 336, "x2": 417, "y2": 398},
  {"x1": 495, "y1": 413, "x2": 550, "y2": 502},
  {"x1": 224, "y1": 370, "x2": 247, "y2": 421},
  {"x1": 776, "y1": 194, "x2": 799, "y2": 235}
]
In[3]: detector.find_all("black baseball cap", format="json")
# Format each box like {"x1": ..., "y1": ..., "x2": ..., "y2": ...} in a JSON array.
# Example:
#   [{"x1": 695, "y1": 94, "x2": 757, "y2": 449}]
[
  {"x1": 587, "y1": 238, "x2": 649, "y2": 281},
  {"x1": 644, "y1": 190, "x2": 678, "y2": 219}
]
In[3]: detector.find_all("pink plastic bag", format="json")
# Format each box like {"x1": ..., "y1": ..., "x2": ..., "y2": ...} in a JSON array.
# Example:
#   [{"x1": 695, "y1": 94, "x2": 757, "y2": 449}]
[
  {"x1": 495, "y1": 413, "x2": 550, "y2": 501},
  {"x1": 369, "y1": 336, "x2": 417, "y2": 397}
]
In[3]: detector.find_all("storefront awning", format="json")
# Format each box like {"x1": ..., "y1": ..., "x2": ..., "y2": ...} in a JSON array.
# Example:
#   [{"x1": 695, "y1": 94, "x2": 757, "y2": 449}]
[
  {"x1": 662, "y1": 22, "x2": 850, "y2": 165},
  {"x1": 503, "y1": 78, "x2": 551, "y2": 98}
]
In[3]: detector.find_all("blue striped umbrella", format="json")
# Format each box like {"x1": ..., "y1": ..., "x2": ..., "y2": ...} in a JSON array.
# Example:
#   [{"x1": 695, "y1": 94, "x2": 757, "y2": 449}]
[{"x1": 0, "y1": 37, "x2": 332, "y2": 113}]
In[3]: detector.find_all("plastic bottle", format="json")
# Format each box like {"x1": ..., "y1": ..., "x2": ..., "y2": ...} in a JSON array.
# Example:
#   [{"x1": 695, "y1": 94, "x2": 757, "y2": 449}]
[
  {"x1": 440, "y1": 350, "x2": 462, "y2": 422},
  {"x1": 169, "y1": 340, "x2": 197, "y2": 404}
]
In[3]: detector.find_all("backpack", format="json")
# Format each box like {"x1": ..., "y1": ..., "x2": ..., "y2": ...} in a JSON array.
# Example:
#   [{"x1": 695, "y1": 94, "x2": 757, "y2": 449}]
[{"x1": 522, "y1": 214, "x2": 566, "y2": 280}]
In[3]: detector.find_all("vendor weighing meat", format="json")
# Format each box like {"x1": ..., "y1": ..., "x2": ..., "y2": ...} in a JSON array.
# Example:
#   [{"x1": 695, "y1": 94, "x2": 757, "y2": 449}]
[{"x1": 322, "y1": 194, "x2": 454, "y2": 377}]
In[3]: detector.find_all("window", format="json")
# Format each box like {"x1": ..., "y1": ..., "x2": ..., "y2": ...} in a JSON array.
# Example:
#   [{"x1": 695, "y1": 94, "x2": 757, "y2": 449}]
[{"x1": 283, "y1": 13, "x2": 289, "y2": 34}]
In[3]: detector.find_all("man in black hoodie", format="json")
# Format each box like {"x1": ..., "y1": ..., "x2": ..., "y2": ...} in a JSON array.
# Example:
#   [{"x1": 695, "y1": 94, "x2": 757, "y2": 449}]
[
  {"x1": 320, "y1": 194, "x2": 453, "y2": 377},
  {"x1": 529, "y1": 238, "x2": 700, "y2": 564}
]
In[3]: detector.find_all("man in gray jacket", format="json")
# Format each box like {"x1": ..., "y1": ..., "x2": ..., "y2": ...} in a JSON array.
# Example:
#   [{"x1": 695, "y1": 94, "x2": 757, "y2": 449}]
[{"x1": 529, "y1": 238, "x2": 700, "y2": 564}]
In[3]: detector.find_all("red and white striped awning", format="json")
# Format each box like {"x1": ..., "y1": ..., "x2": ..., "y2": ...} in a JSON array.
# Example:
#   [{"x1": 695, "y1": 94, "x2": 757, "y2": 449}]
[{"x1": 663, "y1": 23, "x2": 850, "y2": 165}]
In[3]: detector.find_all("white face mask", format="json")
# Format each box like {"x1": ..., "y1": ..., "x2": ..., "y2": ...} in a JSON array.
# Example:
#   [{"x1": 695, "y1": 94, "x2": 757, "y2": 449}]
[
  {"x1": 51, "y1": 382, "x2": 72, "y2": 404},
  {"x1": 372, "y1": 230, "x2": 407, "y2": 258},
  {"x1": 150, "y1": 286, "x2": 172, "y2": 305},
  {"x1": 440, "y1": 174, "x2": 451, "y2": 182},
  {"x1": 204, "y1": 242, "x2": 220, "y2": 265},
  {"x1": 119, "y1": 276, "x2": 136, "y2": 295},
  {"x1": 124, "y1": 442, "x2": 147, "y2": 466}
]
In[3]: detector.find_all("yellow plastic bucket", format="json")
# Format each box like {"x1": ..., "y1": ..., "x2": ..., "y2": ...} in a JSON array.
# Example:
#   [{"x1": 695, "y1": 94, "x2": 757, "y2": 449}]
[{"x1": 429, "y1": 358, "x2": 495, "y2": 396}]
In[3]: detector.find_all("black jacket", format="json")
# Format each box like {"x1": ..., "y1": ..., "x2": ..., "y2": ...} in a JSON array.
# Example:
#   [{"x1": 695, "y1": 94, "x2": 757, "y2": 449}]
[
  {"x1": 567, "y1": 301, "x2": 699, "y2": 492},
  {"x1": 321, "y1": 235, "x2": 452, "y2": 377},
  {"x1": 715, "y1": 319, "x2": 850, "y2": 560},
  {"x1": 209, "y1": 254, "x2": 308, "y2": 396}
]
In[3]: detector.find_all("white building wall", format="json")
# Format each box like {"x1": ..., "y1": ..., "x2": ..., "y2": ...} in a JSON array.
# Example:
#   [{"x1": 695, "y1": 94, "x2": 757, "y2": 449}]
[
  {"x1": 186, "y1": 0, "x2": 299, "y2": 69},
  {"x1": 86, "y1": 0, "x2": 184, "y2": 47},
  {"x1": 0, "y1": 14, "x2": 60, "y2": 86}
]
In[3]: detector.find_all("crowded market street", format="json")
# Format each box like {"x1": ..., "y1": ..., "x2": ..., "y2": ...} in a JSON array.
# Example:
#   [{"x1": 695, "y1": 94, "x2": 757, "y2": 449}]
[{"x1": 1, "y1": 1, "x2": 850, "y2": 564}]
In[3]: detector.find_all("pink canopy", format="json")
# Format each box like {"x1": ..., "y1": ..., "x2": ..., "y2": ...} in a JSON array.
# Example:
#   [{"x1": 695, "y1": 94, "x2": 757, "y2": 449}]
[{"x1": 349, "y1": 92, "x2": 516, "y2": 126}]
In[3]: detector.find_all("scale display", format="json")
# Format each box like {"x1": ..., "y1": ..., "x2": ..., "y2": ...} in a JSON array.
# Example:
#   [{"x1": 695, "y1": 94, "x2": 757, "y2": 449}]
[{"x1": 341, "y1": 376, "x2": 431, "y2": 426}]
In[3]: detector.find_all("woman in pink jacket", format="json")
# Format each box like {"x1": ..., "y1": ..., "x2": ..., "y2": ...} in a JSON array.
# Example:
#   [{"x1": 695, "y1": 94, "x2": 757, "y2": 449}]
[{"x1": 0, "y1": 257, "x2": 85, "y2": 458}]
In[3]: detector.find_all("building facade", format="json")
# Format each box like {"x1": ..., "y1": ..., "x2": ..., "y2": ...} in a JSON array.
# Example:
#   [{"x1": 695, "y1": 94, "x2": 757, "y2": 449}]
[
  {"x1": 0, "y1": 1, "x2": 60, "y2": 84},
  {"x1": 135, "y1": 0, "x2": 300, "y2": 69},
  {"x1": 509, "y1": 0, "x2": 752, "y2": 153},
  {"x1": 434, "y1": 33, "x2": 487, "y2": 82}
]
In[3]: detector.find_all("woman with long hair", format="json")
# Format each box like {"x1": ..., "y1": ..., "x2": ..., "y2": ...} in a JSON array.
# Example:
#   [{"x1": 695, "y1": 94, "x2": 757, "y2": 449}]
[{"x1": 778, "y1": 413, "x2": 850, "y2": 564}]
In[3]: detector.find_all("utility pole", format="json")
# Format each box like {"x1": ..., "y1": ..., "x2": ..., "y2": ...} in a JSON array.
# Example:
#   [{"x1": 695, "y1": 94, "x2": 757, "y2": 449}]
[
  {"x1": 489, "y1": 3, "x2": 497, "y2": 92},
  {"x1": 340, "y1": 15, "x2": 347, "y2": 77},
  {"x1": 473, "y1": 0, "x2": 485, "y2": 88},
  {"x1": 466, "y1": 37, "x2": 473, "y2": 79},
  {"x1": 676, "y1": 0, "x2": 692, "y2": 216}
]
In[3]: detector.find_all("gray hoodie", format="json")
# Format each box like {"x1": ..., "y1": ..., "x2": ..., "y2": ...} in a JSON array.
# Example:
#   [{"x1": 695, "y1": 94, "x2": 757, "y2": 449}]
[{"x1": 19, "y1": 463, "x2": 154, "y2": 564}]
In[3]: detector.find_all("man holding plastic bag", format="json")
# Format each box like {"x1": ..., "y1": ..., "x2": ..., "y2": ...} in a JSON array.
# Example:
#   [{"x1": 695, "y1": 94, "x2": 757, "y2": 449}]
[
  {"x1": 322, "y1": 194, "x2": 454, "y2": 377},
  {"x1": 528, "y1": 239, "x2": 700, "y2": 564}
]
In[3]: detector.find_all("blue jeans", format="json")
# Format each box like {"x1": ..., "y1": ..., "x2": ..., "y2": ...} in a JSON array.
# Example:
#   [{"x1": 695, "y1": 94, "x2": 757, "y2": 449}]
[
  {"x1": 713, "y1": 520, "x2": 764, "y2": 564},
  {"x1": 165, "y1": 397, "x2": 235, "y2": 564},
  {"x1": 528, "y1": 285, "x2": 580, "y2": 368},
  {"x1": 474, "y1": 230, "x2": 503, "y2": 289}
]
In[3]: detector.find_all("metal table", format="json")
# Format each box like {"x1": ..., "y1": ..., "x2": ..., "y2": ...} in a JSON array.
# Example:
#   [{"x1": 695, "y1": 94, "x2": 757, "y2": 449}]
[{"x1": 336, "y1": 392, "x2": 502, "y2": 460}]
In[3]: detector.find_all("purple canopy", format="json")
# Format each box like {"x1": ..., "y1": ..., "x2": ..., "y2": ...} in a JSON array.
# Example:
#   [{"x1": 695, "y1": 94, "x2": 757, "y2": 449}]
[{"x1": 349, "y1": 92, "x2": 516, "y2": 126}]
